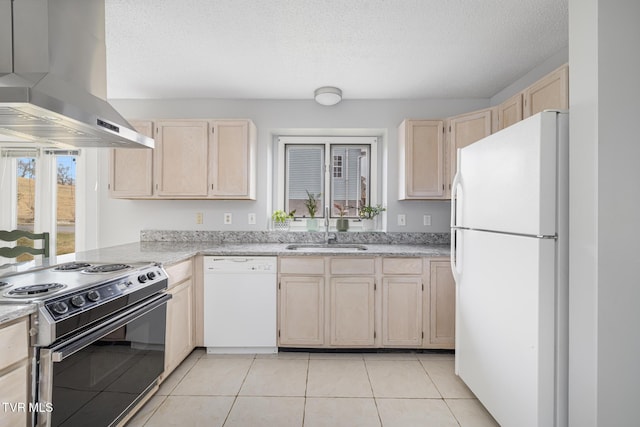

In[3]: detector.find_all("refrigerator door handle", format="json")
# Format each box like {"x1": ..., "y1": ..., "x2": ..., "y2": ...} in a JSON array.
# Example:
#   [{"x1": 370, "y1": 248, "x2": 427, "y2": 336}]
[
  {"x1": 450, "y1": 150, "x2": 462, "y2": 284},
  {"x1": 450, "y1": 228, "x2": 462, "y2": 284}
]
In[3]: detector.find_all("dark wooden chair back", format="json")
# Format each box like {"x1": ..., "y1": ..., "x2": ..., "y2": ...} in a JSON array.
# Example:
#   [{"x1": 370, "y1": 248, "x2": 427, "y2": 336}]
[{"x1": 0, "y1": 230, "x2": 50, "y2": 259}]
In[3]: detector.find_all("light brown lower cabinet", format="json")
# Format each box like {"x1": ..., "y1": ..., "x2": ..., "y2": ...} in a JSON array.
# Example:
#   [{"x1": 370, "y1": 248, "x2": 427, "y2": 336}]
[
  {"x1": 0, "y1": 316, "x2": 30, "y2": 427},
  {"x1": 427, "y1": 260, "x2": 456, "y2": 348},
  {"x1": 382, "y1": 276, "x2": 423, "y2": 347},
  {"x1": 277, "y1": 256, "x2": 455, "y2": 350},
  {"x1": 164, "y1": 279, "x2": 194, "y2": 376},
  {"x1": 163, "y1": 259, "x2": 195, "y2": 380},
  {"x1": 278, "y1": 276, "x2": 325, "y2": 346},
  {"x1": 330, "y1": 277, "x2": 375, "y2": 347}
]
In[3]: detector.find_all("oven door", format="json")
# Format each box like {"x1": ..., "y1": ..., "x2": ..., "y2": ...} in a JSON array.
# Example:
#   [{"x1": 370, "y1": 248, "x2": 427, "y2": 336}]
[{"x1": 36, "y1": 293, "x2": 170, "y2": 427}]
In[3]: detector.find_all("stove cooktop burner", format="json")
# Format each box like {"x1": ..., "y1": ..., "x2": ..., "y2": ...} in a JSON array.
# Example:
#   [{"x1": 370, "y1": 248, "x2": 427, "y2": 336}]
[
  {"x1": 53, "y1": 262, "x2": 93, "y2": 271},
  {"x1": 7, "y1": 283, "x2": 66, "y2": 296},
  {"x1": 83, "y1": 264, "x2": 132, "y2": 274},
  {"x1": 0, "y1": 281, "x2": 9, "y2": 290}
]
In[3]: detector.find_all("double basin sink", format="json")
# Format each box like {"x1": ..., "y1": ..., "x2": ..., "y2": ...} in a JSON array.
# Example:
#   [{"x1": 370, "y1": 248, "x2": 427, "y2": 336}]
[{"x1": 285, "y1": 244, "x2": 368, "y2": 252}]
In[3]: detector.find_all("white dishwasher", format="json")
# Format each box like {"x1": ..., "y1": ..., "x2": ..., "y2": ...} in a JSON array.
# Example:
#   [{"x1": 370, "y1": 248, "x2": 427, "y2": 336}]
[{"x1": 203, "y1": 256, "x2": 278, "y2": 354}]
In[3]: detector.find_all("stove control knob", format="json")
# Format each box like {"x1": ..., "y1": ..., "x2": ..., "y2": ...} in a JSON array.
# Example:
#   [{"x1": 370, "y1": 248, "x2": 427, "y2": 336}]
[
  {"x1": 71, "y1": 295, "x2": 86, "y2": 308},
  {"x1": 138, "y1": 274, "x2": 148, "y2": 283},
  {"x1": 51, "y1": 301, "x2": 69, "y2": 315},
  {"x1": 87, "y1": 290, "x2": 101, "y2": 302},
  {"x1": 147, "y1": 271, "x2": 157, "y2": 280}
]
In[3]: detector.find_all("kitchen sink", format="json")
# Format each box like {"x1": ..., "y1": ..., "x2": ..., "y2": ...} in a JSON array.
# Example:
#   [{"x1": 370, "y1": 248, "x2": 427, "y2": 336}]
[{"x1": 285, "y1": 244, "x2": 368, "y2": 252}]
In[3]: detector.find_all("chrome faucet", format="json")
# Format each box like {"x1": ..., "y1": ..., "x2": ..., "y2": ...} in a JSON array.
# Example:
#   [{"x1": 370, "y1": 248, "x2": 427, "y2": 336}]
[{"x1": 324, "y1": 206, "x2": 336, "y2": 244}]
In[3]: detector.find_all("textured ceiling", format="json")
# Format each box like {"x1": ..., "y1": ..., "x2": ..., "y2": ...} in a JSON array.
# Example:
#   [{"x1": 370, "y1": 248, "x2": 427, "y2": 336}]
[{"x1": 105, "y1": 0, "x2": 568, "y2": 100}]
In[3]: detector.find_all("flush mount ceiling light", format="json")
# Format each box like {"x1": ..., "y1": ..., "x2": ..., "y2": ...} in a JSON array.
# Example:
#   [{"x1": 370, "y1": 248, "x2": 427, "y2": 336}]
[{"x1": 314, "y1": 86, "x2": 342, "y2": 106}]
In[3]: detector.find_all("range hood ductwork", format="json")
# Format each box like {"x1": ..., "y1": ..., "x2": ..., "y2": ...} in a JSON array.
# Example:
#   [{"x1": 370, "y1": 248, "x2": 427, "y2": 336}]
[{"x1": 0, "y1": 0, "x2": 154, "y2": 149}]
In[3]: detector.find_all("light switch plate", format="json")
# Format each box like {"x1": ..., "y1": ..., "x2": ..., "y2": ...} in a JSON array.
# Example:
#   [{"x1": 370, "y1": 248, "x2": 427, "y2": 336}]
[
  {"x1": 224, "y1": 213, "x2": 232, "y2": 224},
  {"x1": 195, "y1": 212, "x2": 203, "y2": 224},
  {"x1": 423, "y1": 214, "x2": 431, "y2": 226},
  {"x1": 397, "y1": 214, "x2": 406, "y2": 226},
  {"x1": 248, "y1": 213, "x2": 256, "y2": 225}
]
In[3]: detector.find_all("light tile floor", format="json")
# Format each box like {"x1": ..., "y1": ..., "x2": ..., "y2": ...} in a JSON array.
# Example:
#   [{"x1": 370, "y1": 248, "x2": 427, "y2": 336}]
[{"x1": 126, "y1": 349, "x2": 499, "y2": 427}]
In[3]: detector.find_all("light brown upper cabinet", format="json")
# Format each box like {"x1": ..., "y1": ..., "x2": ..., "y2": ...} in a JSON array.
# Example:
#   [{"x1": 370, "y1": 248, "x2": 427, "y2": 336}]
[
  {"x1": 109, "y1": 120, "x2": 154, "y2": 198},
  {"x1": 497, "y1": 93, "x2": 524, "y2": 131},
  {"x1": 448, "y1": 108, "x2": 493, "y2": 196},
  {"x1": 155, "y1": 120, "x2": 210, "y2": 197},
  {"x1": 523, "y1": 64, "x2": 569, "y2": 118},
  {"x1": 210, "y1": 120, "x2": 257, "y2": 199},
  {"x1": 398, "y1": 120, "x2": 446, "y2": 200},
  {"x1": 109, "y1": 119, "x2": 256, "y2": 200}
]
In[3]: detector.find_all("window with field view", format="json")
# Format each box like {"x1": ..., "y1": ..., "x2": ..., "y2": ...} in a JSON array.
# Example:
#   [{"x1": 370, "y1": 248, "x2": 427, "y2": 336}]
[
  {"x1": 16, "y1": 157, "x2": 37, "y2": 261},
  {"x1": 13, "y1": 153, "x2": 76, "y2": 260},
  {"x1": 56, "y1": 156, "x2": 76, "y2": 255}
]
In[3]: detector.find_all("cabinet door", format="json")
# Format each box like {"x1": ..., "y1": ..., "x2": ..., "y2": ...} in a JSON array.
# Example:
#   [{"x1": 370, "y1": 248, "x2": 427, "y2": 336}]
[
  {"x1": 279, "y1": 276, "x2": 324, "y2": 346},
  {"x1": 523, "y1": 65, "x2": 569, "y2": 118},
  {"x1": 398, "y1": 120, "x2": 445, "y2": 199},
  {"x1": 209, "y1": 120, "x2": 256, "y2": 199},
  {"x1": 427, "y1": 261, "x2": 455, "y2": 348},
  {"x1": 0, "y1": 317, "x2": 29, "y2": 427},
  {"x1": 155, "y1": 120, "x2": 209, "y2": 197},
  {"x1": 164, "y1": 279, "x2": 194, "y2": 376},
  {"x1": 448, "y1": 109, "x2": 493, "y2": 193},
  {"x1": 109, "y1": 120, "x2": 154, "y2": 198},
  {"x1": 0, "y1": 363, "x2": 29, "y2": 427},
  {"x1": 329, "y1": 277, "x2": 375, "y2": 347},
  {"x1": 382, "y1": 276, "x2": 423, "y2": 347},
  {"x1": 497, "y1": 93, "x2": 523, "y2": 131}
]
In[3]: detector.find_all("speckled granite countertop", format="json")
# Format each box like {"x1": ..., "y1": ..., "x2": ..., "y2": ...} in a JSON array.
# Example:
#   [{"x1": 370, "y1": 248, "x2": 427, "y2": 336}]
[
  {"x1": 0, "y1": 304, "x2": 36, "y2": 326},
  {"x1": 0, "y1": 235, "x2": 451, "y2": 325},
  {"x1": 72, "y1": 241, "x2": 451, "y2": 265}
]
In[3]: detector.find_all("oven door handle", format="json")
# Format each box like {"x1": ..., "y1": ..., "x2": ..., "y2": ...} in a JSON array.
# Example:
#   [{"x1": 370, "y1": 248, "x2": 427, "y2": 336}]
[{"x1": 51, "y1": 293, "x2": 171, "y2": 362}]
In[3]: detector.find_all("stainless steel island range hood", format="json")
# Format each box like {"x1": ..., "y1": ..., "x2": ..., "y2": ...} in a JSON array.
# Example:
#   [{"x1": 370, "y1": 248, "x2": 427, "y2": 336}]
[{"x1": 0, "y1": 0, "x2": 153, "y2": 149}]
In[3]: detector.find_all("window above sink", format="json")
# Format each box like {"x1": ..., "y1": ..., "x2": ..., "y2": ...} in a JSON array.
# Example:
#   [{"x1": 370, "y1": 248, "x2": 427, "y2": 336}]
[{"x1": 276, "y1": 136, "x2": 379, "y2": 231}]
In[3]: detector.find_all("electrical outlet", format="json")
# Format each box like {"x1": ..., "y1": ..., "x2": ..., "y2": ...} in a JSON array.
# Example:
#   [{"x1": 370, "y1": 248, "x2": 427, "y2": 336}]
[
  {"x1": 224, "y1": 213, "x2": 232, "y2": 225},
  {"x1": 195, "y1": 212, "x2": 203, "y2": 224},
  {"x1": 397, "y1": 214, "x2": 406, "y2": 226},
  {"x1": 248, "y1": 213, "x2": 256, "y2": 225},
  {"x1": 423, "y1": 214, "x2": 431, "y2": 226}
]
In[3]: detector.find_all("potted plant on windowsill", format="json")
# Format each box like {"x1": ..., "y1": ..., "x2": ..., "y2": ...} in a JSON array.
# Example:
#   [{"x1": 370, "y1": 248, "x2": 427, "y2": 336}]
[
  {"x1": 304, "y1": 190, "x2": 320, "y2": 232},
  {"x1": 358, "y1": 204, "x2": 386, "y2": 231},
  {"x1": 272, "y1": 209, "x2": 295, "y2": 231},
  {"x1": 334, "y1": 203, "x2": 350, "y2": 232}
]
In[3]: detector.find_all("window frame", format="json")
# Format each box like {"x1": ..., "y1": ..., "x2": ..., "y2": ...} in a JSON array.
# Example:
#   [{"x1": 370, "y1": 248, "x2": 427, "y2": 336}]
[
  {"x1": 0, "y1": 148, "x2": 80, "y2": 262},
  {"x1": 277, "y1": 136, "x2": 378, "y2": 230}
]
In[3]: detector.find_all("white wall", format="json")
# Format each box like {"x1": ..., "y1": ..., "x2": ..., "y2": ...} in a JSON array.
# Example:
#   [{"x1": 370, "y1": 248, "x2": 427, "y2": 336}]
[
  {"x1": 569, "y1": 0, "x2": 640, "y2": 425},
  {"x1": 95, "y1": 98, "x2": 488, "y2": 246}
]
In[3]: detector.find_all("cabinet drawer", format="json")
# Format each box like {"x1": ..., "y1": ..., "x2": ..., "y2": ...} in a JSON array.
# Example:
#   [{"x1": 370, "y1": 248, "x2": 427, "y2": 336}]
[
  {"x1": 165, "y1": 258, "x2": 193, "y2": 287},
  {"x1": 0, "y1": 318, "x2": 28, "y2": 370},
  {"x1": 280, "y1": 257, "x2": 324, "y2": 275},
  {"x1": 382, "y1": 258, "x2": 423, "y2": 275},
  {"x1": 330, "y1": 258, "x2": 375, "y2": 275}
]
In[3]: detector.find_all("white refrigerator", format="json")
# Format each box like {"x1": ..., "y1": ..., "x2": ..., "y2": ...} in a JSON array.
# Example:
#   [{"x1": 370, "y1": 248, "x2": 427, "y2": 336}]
[{"x1": 450, "y1": 111, "x2": 569, "y2": 427}]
